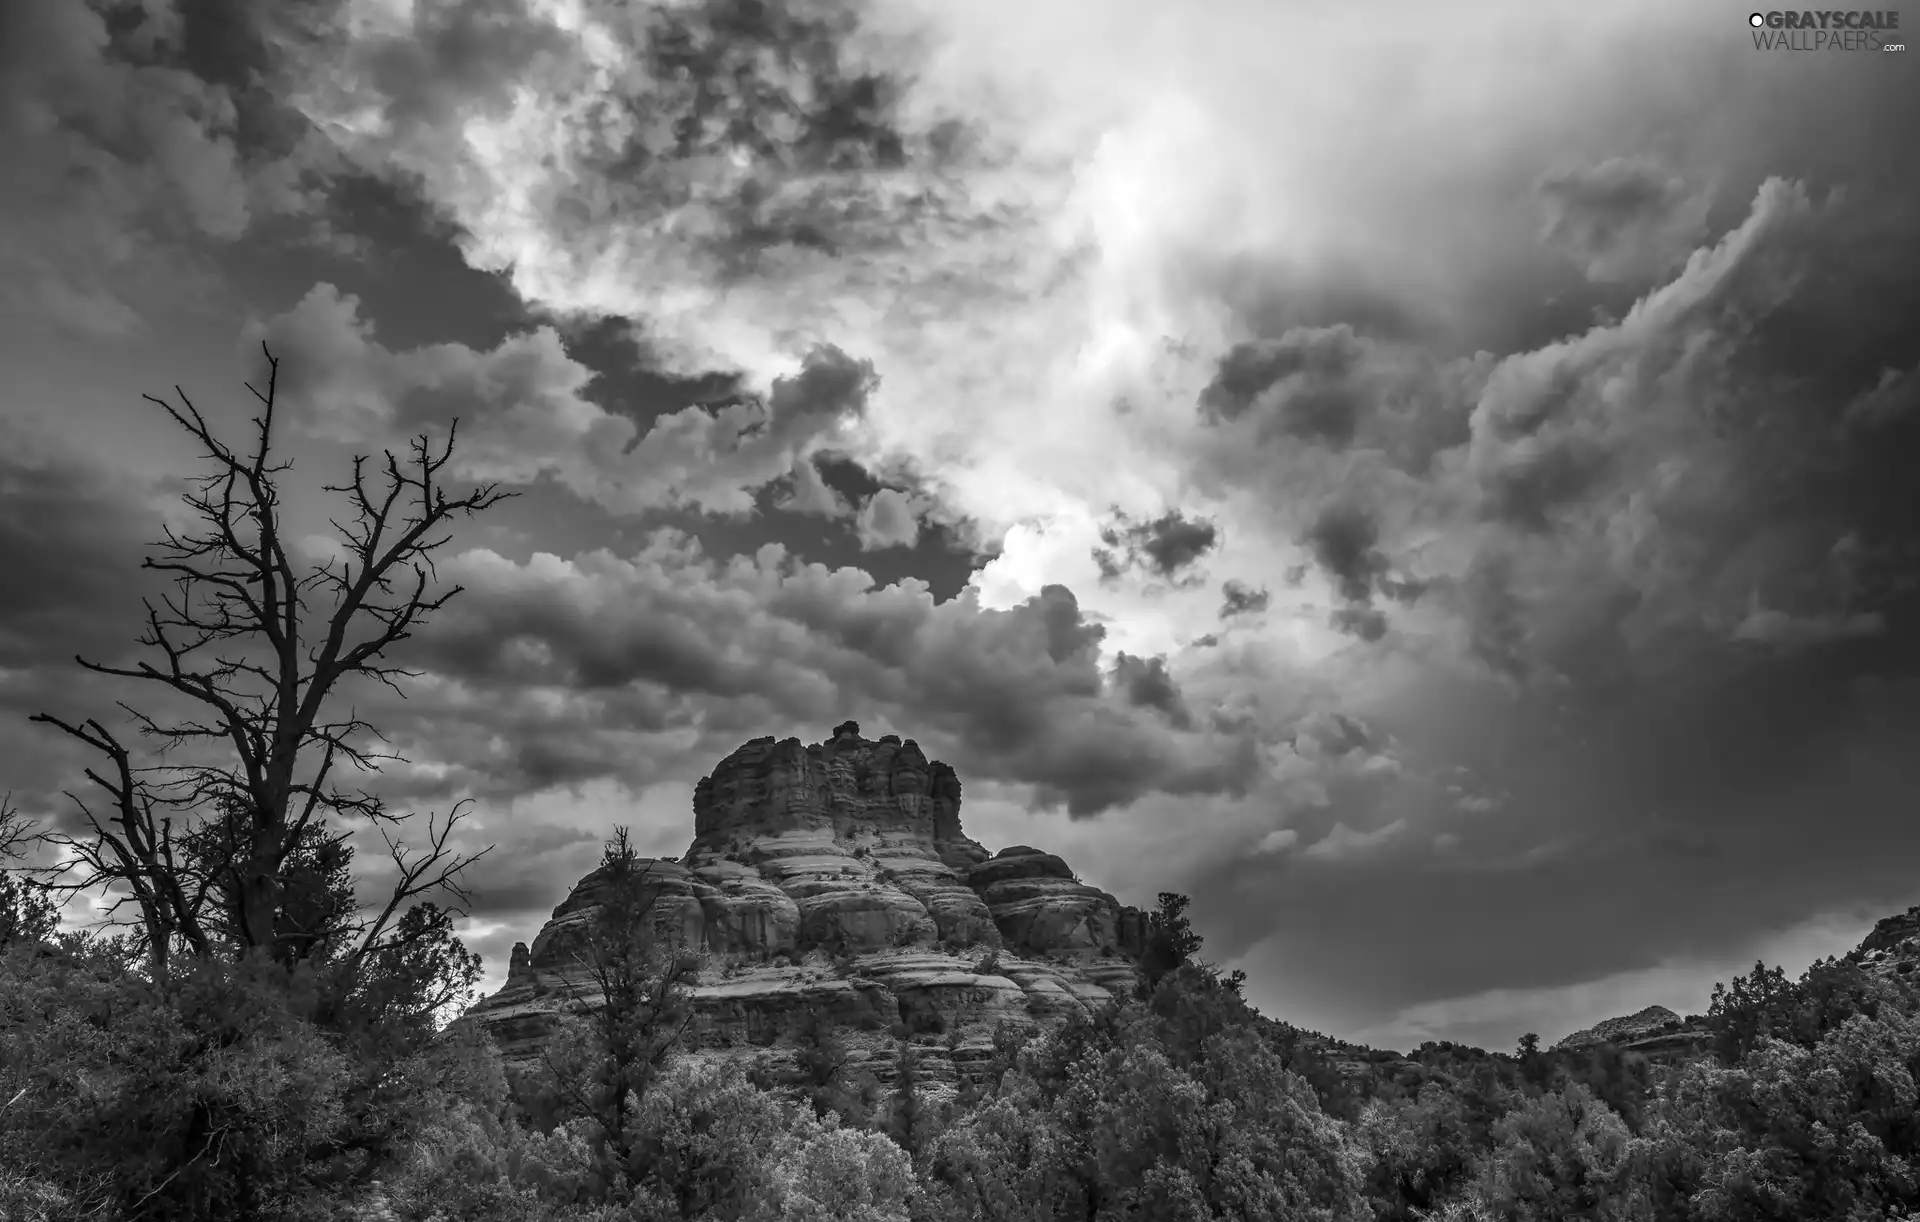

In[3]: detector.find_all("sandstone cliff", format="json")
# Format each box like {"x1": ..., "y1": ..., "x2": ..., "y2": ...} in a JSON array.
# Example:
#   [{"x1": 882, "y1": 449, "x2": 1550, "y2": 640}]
[{"x1": 463, "y1": 722, "x2": 1151, "y2": 1091}]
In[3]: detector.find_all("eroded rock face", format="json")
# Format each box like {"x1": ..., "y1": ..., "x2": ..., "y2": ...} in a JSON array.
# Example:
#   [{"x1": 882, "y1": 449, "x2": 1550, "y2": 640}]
[
  {"x1": 1553, "y1": 1005, "x2": 1686, "y2": 1052},
  {"x1": 464, "y1": 724, "x2": 1151, "y2": 1087},
  {"x1": 1852, "y1": 904, "x2": 1920, "y2": 982}
]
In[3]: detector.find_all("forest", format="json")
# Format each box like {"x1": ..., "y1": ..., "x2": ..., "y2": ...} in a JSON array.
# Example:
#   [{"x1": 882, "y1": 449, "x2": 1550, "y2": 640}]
[{"x1": 6, "y1": 832, "x2": 1918, "y2": 1221}]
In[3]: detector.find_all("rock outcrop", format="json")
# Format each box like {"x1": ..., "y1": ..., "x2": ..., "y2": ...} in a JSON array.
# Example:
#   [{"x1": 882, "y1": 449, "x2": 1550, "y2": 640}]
[
  {"x1": 1550, "y1": 903, "x2": 1920, "y2": 1065},
  {"x1": 1553, "y1": 1005, "x2": 1692, "y2": 1054},
  {"x1": 1850, "y1": 904, "x2": 1920, "y2": 982},
  {"x1": 463, "y1": 722, "x2": 1151, "y2": 1091}
]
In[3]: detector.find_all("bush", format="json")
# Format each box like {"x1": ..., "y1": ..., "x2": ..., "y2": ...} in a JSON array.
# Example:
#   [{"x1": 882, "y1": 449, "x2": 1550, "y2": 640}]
[{"x1": 1, "y1": 944, "x2": 359, "y2": 1220}]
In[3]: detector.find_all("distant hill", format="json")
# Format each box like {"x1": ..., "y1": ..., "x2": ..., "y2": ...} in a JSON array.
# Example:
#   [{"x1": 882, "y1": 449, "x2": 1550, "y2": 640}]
[
  {"x1": 1547, "y1": 902, "x2": 1920, "y2": 1062},
  {"x1": 1553, "y1": 1004, "x2": 1699, "y2": 1056}
]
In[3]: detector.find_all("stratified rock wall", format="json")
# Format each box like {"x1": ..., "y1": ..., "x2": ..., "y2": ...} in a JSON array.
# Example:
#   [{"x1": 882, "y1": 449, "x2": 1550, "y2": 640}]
[{"x1": 463, "y1": 723, "x2": 1150, "y2": 1088}]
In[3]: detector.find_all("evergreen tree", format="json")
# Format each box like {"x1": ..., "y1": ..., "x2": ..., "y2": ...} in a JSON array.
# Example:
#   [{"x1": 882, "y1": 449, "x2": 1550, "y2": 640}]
[{"x1": 889, "y1": 1038, "x2": 927, "y2": 1162}]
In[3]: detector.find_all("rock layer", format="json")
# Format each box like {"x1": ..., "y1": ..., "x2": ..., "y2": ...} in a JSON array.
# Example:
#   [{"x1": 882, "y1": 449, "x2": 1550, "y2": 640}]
[{"x1": 463, "y1": 723, "x2": 1150, "y2": 1088}]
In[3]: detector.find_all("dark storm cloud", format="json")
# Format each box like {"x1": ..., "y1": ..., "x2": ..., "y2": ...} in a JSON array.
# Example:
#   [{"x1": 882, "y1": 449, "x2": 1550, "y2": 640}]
[
  {"x1": 1190, "y1": 326, "x2": 1487, "y2": 500},
  {"x1": 1445, "y1": 172, "x2": 1920, "y2": 695},
  {"x1": 1536, "y1": 156, "x2": 1711, "y2": 283},
  {"x1": 1033, "y1": 584, "x2": 1105, "y2": 665},
  {"x1": 1218, "y1": 580, "x2": 1270, "y2": 620},
  {"x1": 285, "y1": 0, "x2": 994, "y2": 313},
  {"x1": 1184, "y1": 168, "x2": 1920, "y2": 1044},
  {"x1": 388, "y1": 541, "x2": 1256, "y2": 817},
  {"x1": 1109, "y1": 653, "x2": 1193, "y2": 730},
  {"x1": 719, "y1": 454, "x2": 988, "y2": 603},
  {"x1": 1199, "y1": 326, "x2": 1368, "y2": 447},
  {"x1": 1092, "y1": 509, "x2": 1219, "y2": 585},
  {"x1": 254, "y1": 285, "x2": 877, "y2": 516},
  {"x1": 1457, "y1": 552, "x2": 1530, "y2": 682},
  {"x1": 0, "y1": 0, "x2": 366, "y2": 334},
  {"x1": 1464, "y1": 177, "x2": 1820, "y2": 535},
  {"x1": 1301, "y1": 502, "x2": 1425, "y2": 642},
  {"x1": 0, "y1": 430, "x2": 165, "y2": 669},
  {"x1": 357, "y1": 0, "x2": 572, "y2": 134},
  {"x1": 1291, "y1": 710, "x2": 1373, "y2": 759},
  {"x1": 1306, "y1": 504, "x2": 1385, "y2": 604}
]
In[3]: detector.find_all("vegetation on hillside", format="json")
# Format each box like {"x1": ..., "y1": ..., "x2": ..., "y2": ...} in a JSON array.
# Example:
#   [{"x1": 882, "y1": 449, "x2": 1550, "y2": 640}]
[{"x1": 4, "y1": 359, "x2": 1919, "y2": 1220}]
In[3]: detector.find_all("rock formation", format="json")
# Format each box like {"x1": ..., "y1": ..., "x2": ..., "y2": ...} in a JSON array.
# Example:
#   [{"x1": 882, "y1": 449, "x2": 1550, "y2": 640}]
[
  {"x1": 1551, "y1": 905, "x2": 1920, "y2": 1064},
  {"x1": 1552, "y1": 1005, "x2": 1691, "y2": 1054},
  {"x1": 463, "y1": 722, "x2": 1151, "y2": 1091},
  {"x1": 1849, "y1": 904, "x2": 1920, "y2": 982}
]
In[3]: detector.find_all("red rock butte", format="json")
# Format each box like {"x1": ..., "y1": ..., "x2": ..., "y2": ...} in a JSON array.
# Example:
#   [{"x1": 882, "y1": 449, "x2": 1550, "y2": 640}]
[{"x1": 462, "y1": 722, "x2": 1152, "y2": 1090}]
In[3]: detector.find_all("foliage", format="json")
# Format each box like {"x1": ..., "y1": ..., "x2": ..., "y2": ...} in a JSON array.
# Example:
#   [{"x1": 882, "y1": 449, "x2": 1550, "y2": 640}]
[
  {"x1": 1459, "y1": 1083, "x2": 1652, "y2": 1221},
  {"x1": 1360, "y1": 1084, "x2": 1489, "y2": 1220},
  {"x1": 537, "y1": 827, "x2": 703, "y2": 1191},
  {"x1": 10, "y1": 881, "x2": 1920, "y2": 1222},
  {"x1": 0, "y1": 795, "x2": 59, "y2": 949},
  {"x1": 1705, "y1": 960, "x2": 1799, "y2": 1063},
  {"x1": 1, "y1": 940, "x2": 377, "y2": 1219},
  {"x1": 0, "y1": 867, "x2": 59, "y2": 950}
]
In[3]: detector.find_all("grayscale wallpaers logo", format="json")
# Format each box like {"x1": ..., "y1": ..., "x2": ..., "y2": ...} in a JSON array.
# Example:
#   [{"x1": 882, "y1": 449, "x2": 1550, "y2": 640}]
[{"x1": 1748, "y1": 9, "x2": 1905, "y2": 49}]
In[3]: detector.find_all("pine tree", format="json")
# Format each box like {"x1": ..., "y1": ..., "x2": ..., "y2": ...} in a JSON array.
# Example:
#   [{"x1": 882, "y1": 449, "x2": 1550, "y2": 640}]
[{"x1": 889, "y1": 1038, "x2": 926, "y2": 1162}]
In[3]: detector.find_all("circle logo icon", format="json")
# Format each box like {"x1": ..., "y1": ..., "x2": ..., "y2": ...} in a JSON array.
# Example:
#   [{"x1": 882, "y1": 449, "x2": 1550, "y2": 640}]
[{"x1": 1749, "y1": 12, "x2": 1765, "y2": 25}]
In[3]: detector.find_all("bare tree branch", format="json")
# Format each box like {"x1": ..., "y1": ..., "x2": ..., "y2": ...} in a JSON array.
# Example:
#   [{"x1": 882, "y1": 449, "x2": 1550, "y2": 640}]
[{"x1": 28, "y1": 344, "x2": 513, "y2": 994}]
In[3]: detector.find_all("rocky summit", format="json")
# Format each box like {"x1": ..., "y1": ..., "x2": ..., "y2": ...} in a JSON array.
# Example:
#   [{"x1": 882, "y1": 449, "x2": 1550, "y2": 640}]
[
  {"x1": 1849, "y1": 903, "x2": 1920, "y2": 982},
  {"x1": 1552, "y1": 1005, "x2": 1696, "y2": 1056},
  {"x1": 463, "y1": 722, "x2": 1151, "y2": 1090}
]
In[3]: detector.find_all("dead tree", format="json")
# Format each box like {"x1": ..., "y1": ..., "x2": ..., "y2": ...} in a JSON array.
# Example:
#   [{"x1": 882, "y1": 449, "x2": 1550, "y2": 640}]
[{"x1": 28, "y1": 344, "x2": 511, "y2": 985}]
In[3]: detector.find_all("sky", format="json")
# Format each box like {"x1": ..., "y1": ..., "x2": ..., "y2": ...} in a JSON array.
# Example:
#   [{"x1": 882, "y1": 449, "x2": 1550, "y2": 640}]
[{"x1": 2, "y1": 0, "x2": 1918, "y2": 1053}]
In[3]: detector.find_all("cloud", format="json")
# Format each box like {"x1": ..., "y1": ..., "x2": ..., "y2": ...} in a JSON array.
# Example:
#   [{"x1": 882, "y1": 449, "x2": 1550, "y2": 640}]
[
  {"x1": 1218, "y1": 579, "x2": 1270, "y2": 620},
  {"x1": 1199, "y1": 326, "x2": 1370, "y2": 447},
  {"x1": 1536, "y1": 156, "x2": 1712, "y2": 283},
  {"x1": 1288, "y1": 710, "x2": 1375, "y2": 760},
  {"x1": 1843, "y1": 364, "x2": 1920, "y2": 433},
  {"x1": 0, "y1": 424, "x2": 167, "y2": 670},
  {"x1": 386, "y1": 536, "x2": 1260, "y2": 817},
  {"x1": 1252, "y1": 827, "x2": 1298, "y2": 855},
  {"x1": 1732, "y1": 604, "x2": 1885, "y2": 650},
  {"x1": 775, "y1": 456, "x2": 854, "y2": 518},
  {"x1": 276, "y1": 0, "x2": 1026, "y2": 378},
  {"x1": 253, "y1": 284, "x2": 877, "y2": 516},
  {"x1": 1466, "y1": 176, "x2": 1815, "y2": 530},
  {"x1": 855, "y1": 487, "x2": 921, "y2": 550},
  {"x1": 1299, "y1": 502, "x2": 1425, "y2": 641},
  {"x1": 1093, "y1": 509, "x2": 1220, "y2": 584},
  {"x1": 1300, "y1": 818, "x2": 1408, "y2": 862},
  {"x1": 0, "y1": 0, "x2": 357, "y2": 336},
  {"x1": 1109, "y1": 652, "x2": 1193, "y2": 730}
]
